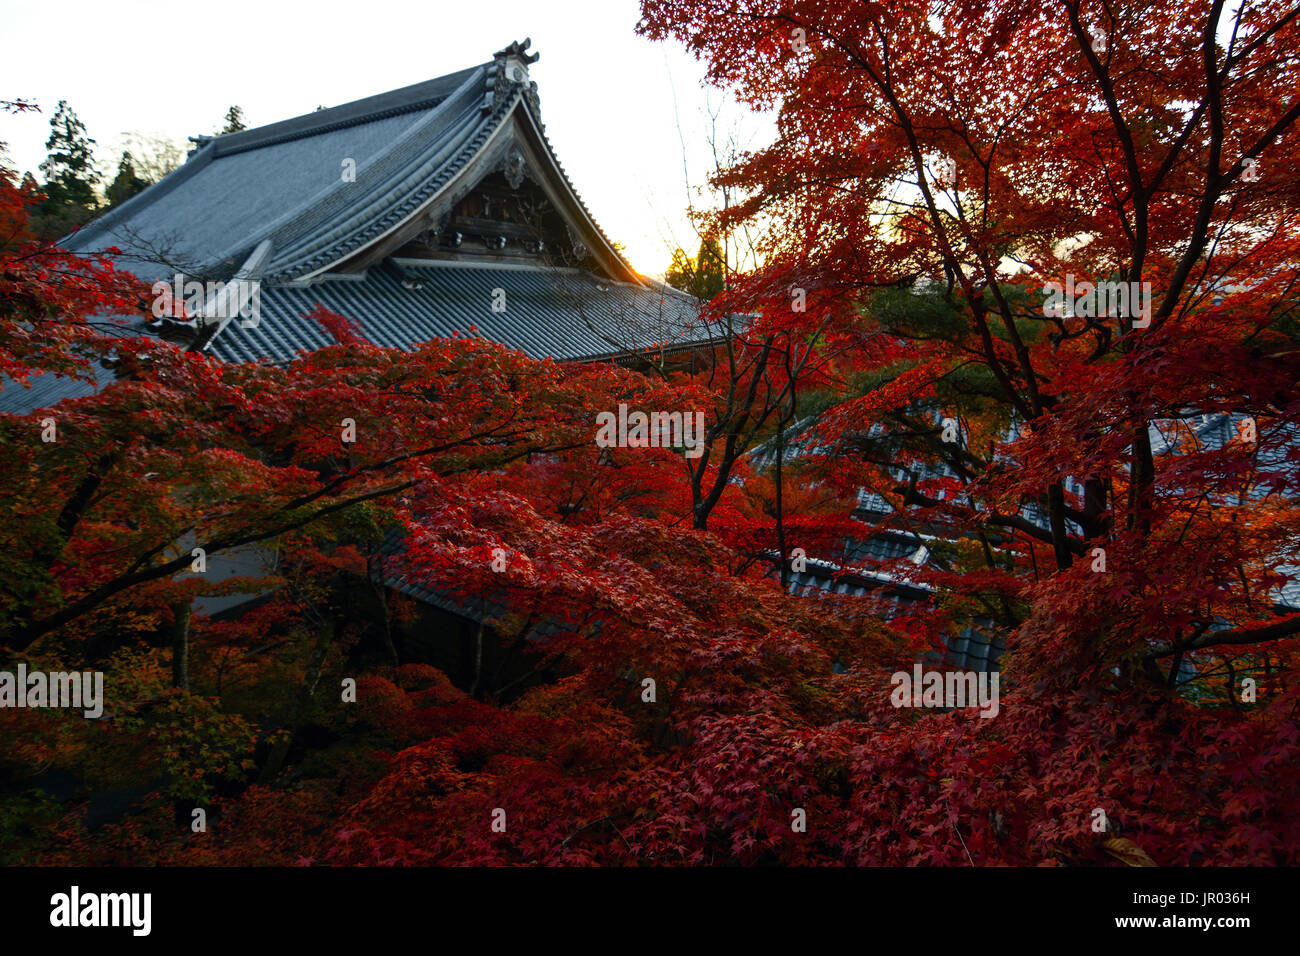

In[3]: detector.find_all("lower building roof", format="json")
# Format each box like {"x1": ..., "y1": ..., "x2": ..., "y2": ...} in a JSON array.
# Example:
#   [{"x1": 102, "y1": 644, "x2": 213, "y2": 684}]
[{"x1": 208, "y1": 261, "x2": 707, "y2": 365}]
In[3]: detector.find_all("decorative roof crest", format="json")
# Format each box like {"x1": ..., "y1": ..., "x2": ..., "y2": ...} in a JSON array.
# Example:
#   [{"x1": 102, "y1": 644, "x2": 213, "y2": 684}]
[
  {"x1": 494, "y1": 38, "x2": 539, "y2": 66},
  {"x1": 483, "y1": 38, "x2": 540, "y2": 114}
]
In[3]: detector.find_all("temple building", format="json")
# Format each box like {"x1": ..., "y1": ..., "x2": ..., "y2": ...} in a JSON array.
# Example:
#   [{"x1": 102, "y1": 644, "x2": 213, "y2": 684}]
[{"x1": 4, "y1": 39, "x2": 705, "y2": 416}]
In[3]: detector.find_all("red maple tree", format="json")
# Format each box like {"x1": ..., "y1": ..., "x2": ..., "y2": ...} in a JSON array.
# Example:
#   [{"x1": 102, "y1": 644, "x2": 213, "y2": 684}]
[{"x1": 4, "y1": 0, "x2": 1300, "y2": 866}]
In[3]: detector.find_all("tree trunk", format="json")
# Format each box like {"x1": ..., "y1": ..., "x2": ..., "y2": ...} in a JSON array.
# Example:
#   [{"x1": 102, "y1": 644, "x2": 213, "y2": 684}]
[
  {"x1": 775, "y1": 414, "x2": 789, "y2": 588},
  {"x1": 470, "y1": 598, "x2": 486, "y2": 698},
  {"x1": 169, "y1": 601, "x2": 192, "y2": 691},
  {"x1": 367, "y1": 552, "x2": 400, "y2": 666}
]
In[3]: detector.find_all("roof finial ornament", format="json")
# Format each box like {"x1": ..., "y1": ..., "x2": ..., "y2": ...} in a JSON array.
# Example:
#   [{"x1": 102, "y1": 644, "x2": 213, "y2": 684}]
[
  {"x1": 496, "y1": 38, "x2": 537, "y2": 85},
  {"x1": 186, "y1": 133, "x2": 214, "y2": 159},
  {"x1": 484, "y1": 39, "x2": 541, "y2": 114},
  {"x1": 494, "y1": 38, "x2": 539, "y2": 65}
]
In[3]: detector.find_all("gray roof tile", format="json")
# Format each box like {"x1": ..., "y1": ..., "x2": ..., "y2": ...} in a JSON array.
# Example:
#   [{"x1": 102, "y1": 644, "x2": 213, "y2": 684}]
[{"x1": 211, "y1": 264, "x2": 704, "y2": 365}]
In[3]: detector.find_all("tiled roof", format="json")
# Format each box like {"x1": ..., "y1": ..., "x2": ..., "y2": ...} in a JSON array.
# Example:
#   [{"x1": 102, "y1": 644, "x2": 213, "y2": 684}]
[
  {"x1": 3, "y1": 42, "x2": 716, "y2": 413},
  {"x1": 782, "y1": 559, "x2": 1005, "y2": 672},
  {"x1": 0, "y1": 369, "x2": 102, "y2": 416},
  {"x1": 933, "y1": 626, "x2": 1006, "y2": 674},
  {"x1": 62, "y1": 62, "x2": 512, "y2": 285},
  {"x1": 210, "y1": 262, "x2": 704, "y2": 365},
  {"x1": 60, "y1": 42, "x2": 647, "y2": 293}
]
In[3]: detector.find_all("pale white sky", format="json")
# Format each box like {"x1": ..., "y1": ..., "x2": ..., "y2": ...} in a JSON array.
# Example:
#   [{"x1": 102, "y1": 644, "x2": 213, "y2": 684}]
[{"x1": 0, "y1": 0, "x2": 771, "y2": 277}]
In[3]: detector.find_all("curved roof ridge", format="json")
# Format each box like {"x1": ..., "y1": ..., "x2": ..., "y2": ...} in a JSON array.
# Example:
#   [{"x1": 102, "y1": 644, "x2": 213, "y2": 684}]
[
  {"x1": 213, "y1": 67, "x2": 493, "y2": 278},
  {"x1": 265, "y1": 70, "x2": 515, "y2": 282}
]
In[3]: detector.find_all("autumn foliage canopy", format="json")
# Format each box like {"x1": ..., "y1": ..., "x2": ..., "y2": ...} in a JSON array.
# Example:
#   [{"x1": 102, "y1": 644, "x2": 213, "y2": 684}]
[{"x1": 3, "y1": 0, "x2": 1300, "y2": 865}]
